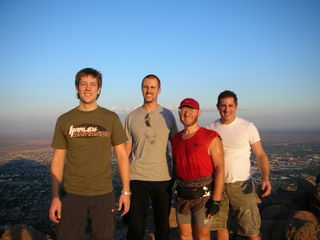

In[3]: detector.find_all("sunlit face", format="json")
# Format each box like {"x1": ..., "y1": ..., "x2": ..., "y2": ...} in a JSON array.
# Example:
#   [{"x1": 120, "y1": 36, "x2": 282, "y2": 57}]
[
  {"x1": 76, "y1": 75, "x2": 101, "y2": 105},
  {"x1": 179, "y1": 106, "x2": 201, "y2": 127},
  {"x1": 141, "y1": 77, "x2": 161, "y2": 104},
  {"x1": 217, "y1": 97, "x2": 238, "y2": 124}
]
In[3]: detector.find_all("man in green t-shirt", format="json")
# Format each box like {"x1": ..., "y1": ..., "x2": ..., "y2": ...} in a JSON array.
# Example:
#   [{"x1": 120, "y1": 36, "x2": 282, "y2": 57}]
[{"x1": 49, "y1": 68, "x2": 130, "y2": 240}]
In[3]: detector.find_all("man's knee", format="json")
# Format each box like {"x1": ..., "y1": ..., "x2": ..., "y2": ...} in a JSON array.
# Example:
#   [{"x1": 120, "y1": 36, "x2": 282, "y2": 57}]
[
  {"x1": 179, "y1": 227, "x2": 193, "y2": 240},
  {"x1": 217, "y1": 228, "x2": 229, "y2": 240},
  {"x1": 195, "y1": 226, "x2": 211, "y2": 239},
  {"x1": 248, "y1": 233, "x2": 261, "y2": 240}
]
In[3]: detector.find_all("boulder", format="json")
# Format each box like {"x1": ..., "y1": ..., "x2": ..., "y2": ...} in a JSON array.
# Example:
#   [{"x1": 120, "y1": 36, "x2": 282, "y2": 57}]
[
  {"x1": 284, "y1": 210, "x2": 320, "y2": 240},
  {"x1": 260, "y1": 219, "x2": 279, "y2": 240},
  {"x1": 270, "y1": 219, "x2": 287, "y2": 240},
  {"x1": 1, "y1": 224, "x2": 51, "y2": 240},
  {"x1": 261, "y1": 204, "x2": 293, "y2": 220},
  {"x1": 292, "y1": 178, "x2": 316, "y2": 210}
]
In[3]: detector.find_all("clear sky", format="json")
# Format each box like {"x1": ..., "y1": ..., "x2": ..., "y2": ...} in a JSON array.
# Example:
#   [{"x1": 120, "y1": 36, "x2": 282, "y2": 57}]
[{"x1": 1, "y1": 0, "x2": 320, "y2": 138}]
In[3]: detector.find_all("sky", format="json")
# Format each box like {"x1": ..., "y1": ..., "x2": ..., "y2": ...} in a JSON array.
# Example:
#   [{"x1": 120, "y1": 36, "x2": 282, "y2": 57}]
[{"x1": 1, "y1": 0, "x2": 320, "y2": 139}]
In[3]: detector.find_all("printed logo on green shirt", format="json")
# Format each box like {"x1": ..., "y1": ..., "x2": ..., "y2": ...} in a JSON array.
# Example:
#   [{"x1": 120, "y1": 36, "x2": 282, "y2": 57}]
[{"x1": 68, "y1": 124, "x2": 111, "y2": 138}]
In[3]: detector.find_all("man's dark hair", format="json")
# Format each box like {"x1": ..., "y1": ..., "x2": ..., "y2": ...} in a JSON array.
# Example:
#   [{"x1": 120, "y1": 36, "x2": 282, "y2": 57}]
[
  {"x1": 141, "y1": 74, "x2": 161, "y2": 88},
  {"x1": 217, "y1": 90, "x2": 238, "y2": 106},
  {"x1": 75, "y1": 68, "x2": 102, "y2": 99}
]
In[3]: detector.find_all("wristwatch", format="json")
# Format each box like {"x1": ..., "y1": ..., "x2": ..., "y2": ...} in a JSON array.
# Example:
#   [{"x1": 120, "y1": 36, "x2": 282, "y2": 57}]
[{"x1": 121, "y1": 190, "x2": 132, "y2": 196}]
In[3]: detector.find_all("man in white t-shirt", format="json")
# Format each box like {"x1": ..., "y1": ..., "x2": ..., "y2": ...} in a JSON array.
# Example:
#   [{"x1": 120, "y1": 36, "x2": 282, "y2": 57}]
[{"x1": 208, "y1": 90, "x2": 272, "y2": 240}]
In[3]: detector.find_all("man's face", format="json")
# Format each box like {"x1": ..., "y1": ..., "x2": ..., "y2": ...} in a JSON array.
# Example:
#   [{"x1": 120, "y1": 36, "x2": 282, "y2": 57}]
[
  {"x1": 179, "y1": 106, "x2": 200, "y2": 128},
  {"x1": 141, "y1": 77, "x2": 161, "y2": 104},
  {"x1": 77, "y1": 75, "x2": 101, "y2": 105},
  {"x1": 217, "y1": 97, "x2": 238, "y2": 124}
]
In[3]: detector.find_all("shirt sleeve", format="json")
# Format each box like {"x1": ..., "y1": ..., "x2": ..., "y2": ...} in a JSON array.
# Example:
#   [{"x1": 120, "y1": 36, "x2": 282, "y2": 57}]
[
  {"x1": 111, "y1": 114, "x2": 128, "y2": 146},
  {"x1": 248, "y1": 122, "x2": 261, "y2": 145},
  {"x1": 206, "y1": 122, "x2": 214, "y2": 130},
  {"x1": 51, "y1": 117, "x2": 67, "y2": 149},
  {"x1": 124, "y1": 115, "x2": 132, "y2": 145},
  {"x1": 169, "y1": 112, "x2": 178, "y2": 141}
]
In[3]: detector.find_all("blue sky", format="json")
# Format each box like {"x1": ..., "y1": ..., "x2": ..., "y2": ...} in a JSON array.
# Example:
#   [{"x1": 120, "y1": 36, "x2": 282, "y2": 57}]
[{"x1": 1, "y1": 0, "x2": 320, "y2": 138}]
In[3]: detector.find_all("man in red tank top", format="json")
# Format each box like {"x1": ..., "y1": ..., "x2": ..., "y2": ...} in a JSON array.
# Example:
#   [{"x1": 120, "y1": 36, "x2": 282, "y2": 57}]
[{"x1": 172, "y1": 98, "x2": 225, "y2": 240}]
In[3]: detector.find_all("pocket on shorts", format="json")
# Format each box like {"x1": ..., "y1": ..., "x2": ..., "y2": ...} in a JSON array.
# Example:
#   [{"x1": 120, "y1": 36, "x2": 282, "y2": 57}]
[
  {"x1": 237, "y1": 205, "x2": 261, "y2": 236},
  {"x1": 241, "y1": 179, "x2": 254, "y2": 195}
]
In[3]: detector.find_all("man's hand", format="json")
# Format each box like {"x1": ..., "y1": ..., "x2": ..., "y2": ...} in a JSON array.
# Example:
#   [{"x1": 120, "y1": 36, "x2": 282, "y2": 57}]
[
  {"x1": 49, "y1": 198, "x2": 62, "y2": 223},
  {"x1": 261, "y1": 179, "x2": 272, "y2": 197},
  {"x1": 205, "y1": 199, "x2": 221, "y2": 218},
  {"x1": 118, "y1": 193, "x2": 130, "y2": 216}
]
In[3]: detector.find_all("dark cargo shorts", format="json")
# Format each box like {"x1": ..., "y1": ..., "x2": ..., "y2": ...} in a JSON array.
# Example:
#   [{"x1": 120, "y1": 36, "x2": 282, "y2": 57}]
[{"x1": 211, "y1": 179, "x2": 261, "y2": 236}]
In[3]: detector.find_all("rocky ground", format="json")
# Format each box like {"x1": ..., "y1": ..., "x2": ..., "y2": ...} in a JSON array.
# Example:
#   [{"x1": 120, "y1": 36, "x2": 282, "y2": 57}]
[{"x1": 1, "y1": 174, "x2": 319, "y2": 240}]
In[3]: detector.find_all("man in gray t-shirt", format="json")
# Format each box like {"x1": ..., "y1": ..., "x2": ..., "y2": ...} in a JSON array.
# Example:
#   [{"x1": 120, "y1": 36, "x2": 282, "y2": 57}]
[{"x1": 124, "y1": 74, "x2": 177, "y2": 240}]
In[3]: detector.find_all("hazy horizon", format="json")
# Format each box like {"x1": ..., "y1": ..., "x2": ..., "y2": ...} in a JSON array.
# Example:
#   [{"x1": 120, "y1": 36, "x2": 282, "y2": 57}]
[{"x1": 1, "y1": 107, "x2": 320, "y2": 141}]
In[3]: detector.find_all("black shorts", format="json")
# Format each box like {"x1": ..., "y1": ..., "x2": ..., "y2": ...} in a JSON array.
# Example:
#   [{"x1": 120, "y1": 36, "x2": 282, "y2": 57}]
[{"x1": 57, "y1": 192, "x2": 115, "y2": 240}]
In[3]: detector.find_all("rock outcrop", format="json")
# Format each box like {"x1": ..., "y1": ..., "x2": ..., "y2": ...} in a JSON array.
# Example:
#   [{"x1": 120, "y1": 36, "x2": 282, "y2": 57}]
[{"x1": 258, "y1": 175, "x2": 320, "y2": 240}]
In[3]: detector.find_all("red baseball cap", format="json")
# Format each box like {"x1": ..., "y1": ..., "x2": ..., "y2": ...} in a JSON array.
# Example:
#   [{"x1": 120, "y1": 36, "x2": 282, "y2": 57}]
[{"x1": 179, "y1": 98, "x2": 200, "y2": 110}]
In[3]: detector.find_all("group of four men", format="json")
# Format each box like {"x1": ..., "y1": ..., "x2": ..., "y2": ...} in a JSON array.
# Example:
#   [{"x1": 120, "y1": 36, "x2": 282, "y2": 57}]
[{"x1": 49, "y1": 68, "x2": 272, "y2": 240}]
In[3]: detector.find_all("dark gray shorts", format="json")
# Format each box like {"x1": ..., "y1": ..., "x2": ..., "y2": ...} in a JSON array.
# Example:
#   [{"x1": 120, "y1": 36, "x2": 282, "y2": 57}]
[
  {"x1": 211, "y1": 179, "x2": 261, "y2": 236},
  {"x1": 176, "y1": 205, "x2": 213, "y2": 228}
]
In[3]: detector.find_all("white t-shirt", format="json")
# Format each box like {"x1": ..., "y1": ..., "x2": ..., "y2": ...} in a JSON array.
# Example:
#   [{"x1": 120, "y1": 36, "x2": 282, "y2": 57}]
[{"x1": 207, "y1": 117, "x2": 260, "y2": 183}]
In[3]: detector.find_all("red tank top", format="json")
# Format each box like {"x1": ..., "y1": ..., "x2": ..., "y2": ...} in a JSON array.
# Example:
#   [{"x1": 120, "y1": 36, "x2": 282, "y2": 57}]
[{"x1": 172, "y1": 127, "x2": 220, "y2": 180}]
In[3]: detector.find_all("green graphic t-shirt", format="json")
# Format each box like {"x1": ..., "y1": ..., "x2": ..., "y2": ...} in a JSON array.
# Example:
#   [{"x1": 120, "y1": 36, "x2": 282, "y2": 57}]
[{"x1": 52, "y1": 106, "x2": 127, "y2": 196}]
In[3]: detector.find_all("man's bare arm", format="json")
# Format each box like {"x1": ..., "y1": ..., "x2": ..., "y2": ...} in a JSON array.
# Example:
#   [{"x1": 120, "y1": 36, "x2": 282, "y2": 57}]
[
  {"x1": 252, "y1": 141, "x2": 272, "y2": 197},
  {"x1": 209, "y1": 137, "x2": 225, "y2": 201},
  {"x1": 114, "y1": 143, "x2": 130, "y2": 216},
  {"x1": 49, "y1": 149, "x2": 66, "y2": 223}
]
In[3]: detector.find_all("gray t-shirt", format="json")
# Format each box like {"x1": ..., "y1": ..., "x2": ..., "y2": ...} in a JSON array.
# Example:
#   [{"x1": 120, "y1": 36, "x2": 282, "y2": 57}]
[{"x1": 124, "y1": 106, "x2": 178, "y2": 181}]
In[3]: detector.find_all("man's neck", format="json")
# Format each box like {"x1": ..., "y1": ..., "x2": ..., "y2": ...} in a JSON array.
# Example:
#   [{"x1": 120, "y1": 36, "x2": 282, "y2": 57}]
[
  {"x1": 78, "y1": 102, "x2": 98, "y2": 112},
  {"x1": 143, "y1": 102, "x2": 159, "y2": 113},
  {"x1": 182, "y1": 124, "x2": 200, "y2": 139},
  {"x1": 220, "y1": 117, "x2": 236, "y2": 125}
]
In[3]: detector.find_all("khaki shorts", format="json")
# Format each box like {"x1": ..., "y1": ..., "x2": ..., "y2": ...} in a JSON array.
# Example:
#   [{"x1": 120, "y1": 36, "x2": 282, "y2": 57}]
[{"x1": 211, "y1": 179, "x2": 261, "y2": 236}]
